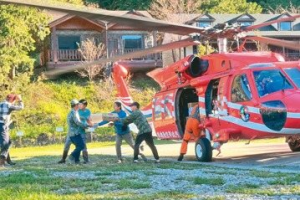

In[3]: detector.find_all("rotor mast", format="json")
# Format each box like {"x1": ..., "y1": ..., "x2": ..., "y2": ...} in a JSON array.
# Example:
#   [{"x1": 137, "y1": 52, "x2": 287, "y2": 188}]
[{"x1": 217, "y1": 38, "x2": 228, "y2": 53}]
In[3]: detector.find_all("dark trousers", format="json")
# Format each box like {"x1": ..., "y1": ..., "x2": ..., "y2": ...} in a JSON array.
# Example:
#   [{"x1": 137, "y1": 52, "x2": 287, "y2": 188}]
[
  {"x1": 0, "y1": 123, "x2": 10, "y2": 159},
  {"x1": 134, "y1": 132, "x2": 159, "y2": 160},
  {"x1": 70, "y1": 134, "x2": 85, "y2": 162}
]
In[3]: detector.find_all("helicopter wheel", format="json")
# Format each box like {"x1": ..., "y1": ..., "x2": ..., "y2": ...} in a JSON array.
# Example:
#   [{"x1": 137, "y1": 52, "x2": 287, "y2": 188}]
[
  {"x1": 195, "y1": 138, "x2": 212, "y2": 162},
  {"x1": 288, "y1": 140, "x2": 300, "y2": 152}
]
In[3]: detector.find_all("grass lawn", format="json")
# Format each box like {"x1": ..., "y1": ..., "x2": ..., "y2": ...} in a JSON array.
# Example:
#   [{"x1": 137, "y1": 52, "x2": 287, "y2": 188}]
[{"x1": 1, "y1": 140, "x2": 300, "y2": 200}]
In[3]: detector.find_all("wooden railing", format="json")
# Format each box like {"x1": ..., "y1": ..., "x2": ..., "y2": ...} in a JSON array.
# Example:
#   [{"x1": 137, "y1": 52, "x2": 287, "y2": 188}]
[
  {"x1": 48, "y1": 49, "x2": 82, "y2": 62},
  {"x1": 109, "y1": 48, "x2": 162, "y2": 60},
  {"x1": 48, "y1": 48, "x2": 162, "y2": 62},
  {"x1": 285, "y1": 53, "x2": 300, "y2": 61}
]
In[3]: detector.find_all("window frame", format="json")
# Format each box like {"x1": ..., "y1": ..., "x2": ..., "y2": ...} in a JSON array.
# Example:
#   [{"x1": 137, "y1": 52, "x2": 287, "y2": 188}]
[
  {"x1": 197, "y1": 21, "x2": 212, "y2": 28},
  {"x1": 279, "y1": 21, "x2": 292, "y2": 31},
  {"x1": 231, "y1": 73, "x2": 253, "y2": 103}
]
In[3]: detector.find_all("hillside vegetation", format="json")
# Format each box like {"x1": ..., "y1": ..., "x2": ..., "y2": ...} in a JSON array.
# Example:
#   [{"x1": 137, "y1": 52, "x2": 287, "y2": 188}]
[{"x1": 6, "y1": 74, "x2": 159, "y2": 142}]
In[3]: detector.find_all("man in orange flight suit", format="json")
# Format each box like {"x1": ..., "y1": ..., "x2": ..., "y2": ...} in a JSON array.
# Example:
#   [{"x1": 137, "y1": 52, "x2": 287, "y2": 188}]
[{"x1": 178, "y1": 105, "x2": 201, "y2": 161}]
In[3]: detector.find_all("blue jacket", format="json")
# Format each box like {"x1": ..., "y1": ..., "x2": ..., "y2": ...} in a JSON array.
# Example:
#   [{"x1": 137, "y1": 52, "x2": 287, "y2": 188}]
[{"x1": 98, "y1": 110, "x2": 130, "y2": 135}]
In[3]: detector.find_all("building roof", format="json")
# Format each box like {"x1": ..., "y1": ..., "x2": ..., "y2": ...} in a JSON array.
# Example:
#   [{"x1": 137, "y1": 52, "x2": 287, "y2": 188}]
[{"x1": 185, "y1": 13, "x2": 300, "y2": 37}]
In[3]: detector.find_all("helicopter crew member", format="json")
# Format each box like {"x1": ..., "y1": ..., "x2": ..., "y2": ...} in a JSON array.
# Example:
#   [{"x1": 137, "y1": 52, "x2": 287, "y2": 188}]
[
  {"x1": 0, "y1": 94, "x2": 24, "y2": 167},
  {"x1": 66, "y1": 99, "x2": 90, "y2": 164},
  {"x1": 115, "y1": 102, "x2": 160, "y2": 163},
  {"x1": 58, "y1": 99, "x2": 92, "y2": 164},
  {"x1": 97, "y1": 101, "x2": 147, "y2": 163},
  {"x1": 178, "y1": 105, "x2": 201, "y2": 161}
]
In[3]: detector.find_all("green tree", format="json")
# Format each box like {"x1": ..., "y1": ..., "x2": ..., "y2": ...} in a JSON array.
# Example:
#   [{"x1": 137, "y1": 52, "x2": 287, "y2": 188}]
[
  {"x1": 249, "y1": 0, "x2": 300, "y2": 12},
  {"x1": 0, "y1": 5, "x2": 50, "y2": 87},
  {"x1": 87, "y1": 0, "x2": 152, "y2": 10},
  {"x1": 201, "y1": 0, "x2": 263, "y2": 14}
]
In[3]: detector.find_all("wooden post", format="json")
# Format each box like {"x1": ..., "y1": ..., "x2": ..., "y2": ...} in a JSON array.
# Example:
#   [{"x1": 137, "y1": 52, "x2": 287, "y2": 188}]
[
  {"x1": 51, "y1": 26, "x2": 58, "y2": 64},
  {"x1": 153, "y1": 31, "x2": 158, "y2": 60}
]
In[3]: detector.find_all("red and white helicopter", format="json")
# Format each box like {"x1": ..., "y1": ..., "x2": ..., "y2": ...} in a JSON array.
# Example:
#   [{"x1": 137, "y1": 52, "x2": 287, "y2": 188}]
[{"x1": 2, "y1": 0, "x2": 300, "y2": 162}]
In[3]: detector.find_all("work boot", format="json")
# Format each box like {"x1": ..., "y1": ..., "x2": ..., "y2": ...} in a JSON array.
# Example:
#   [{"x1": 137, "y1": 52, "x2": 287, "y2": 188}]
[
  {"x1": 177, "y1": 154, "x2": 184, "y2": 161},
  {"x1": 58, "y1": 150, "x2": 69, "y2": 164},
  {"x1": 82, "y1": 150, "x2": 89, "y2": 164},
  {"x1": 6, "y1": 153, "x2": 16, "y2": 166},
  {"x1": 0, "y1": 156, "x2": 5, "y2": 167}
]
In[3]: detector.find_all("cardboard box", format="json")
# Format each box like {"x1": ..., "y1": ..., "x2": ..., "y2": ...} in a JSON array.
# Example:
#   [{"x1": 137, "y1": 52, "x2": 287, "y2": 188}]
[{"x1": 90, "y1": 113, "x2": 119, "y2": 122}]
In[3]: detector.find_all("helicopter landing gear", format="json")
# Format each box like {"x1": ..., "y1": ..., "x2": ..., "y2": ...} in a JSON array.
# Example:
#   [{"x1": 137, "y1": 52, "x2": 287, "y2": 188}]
[
  {"x1": 195, "y1": 138, "x2": 212, "y2": 162},
  {"x1": 287, "y1": 136, "x2": 300, "y2": 152}
]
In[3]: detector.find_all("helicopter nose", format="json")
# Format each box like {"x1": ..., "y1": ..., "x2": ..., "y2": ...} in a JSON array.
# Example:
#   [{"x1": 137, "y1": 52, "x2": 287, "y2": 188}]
[{"x1": 260, "y1": 100, "x2": 287, "y2": 131}]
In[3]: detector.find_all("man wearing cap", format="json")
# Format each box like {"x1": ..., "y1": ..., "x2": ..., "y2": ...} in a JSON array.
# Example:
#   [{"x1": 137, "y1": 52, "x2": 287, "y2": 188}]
[
  {"x1": 115, "y1": 102, "x2": 160, "y2": 163},
  {"x1": 67, "y1": 99, "x2": 90, "y2": 164},
  {"x1": 97, "y1": 101, "x2": 147, "y2": 163},
  {"x1": 0, "y1": 94, "x2": 24, "y2": 167},
  {"x1": 58, "y1": 99, "x2": 92, "y2": 164}
]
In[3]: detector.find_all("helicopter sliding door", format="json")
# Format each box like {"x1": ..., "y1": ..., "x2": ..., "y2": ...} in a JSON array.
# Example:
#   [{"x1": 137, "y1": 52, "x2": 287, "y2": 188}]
[
  {"x1": 175, "y1": 88, "x2": 199, "y2": 137},
  {"x1": 152, "y1": 90, "x2": 181, "y2": 139}
]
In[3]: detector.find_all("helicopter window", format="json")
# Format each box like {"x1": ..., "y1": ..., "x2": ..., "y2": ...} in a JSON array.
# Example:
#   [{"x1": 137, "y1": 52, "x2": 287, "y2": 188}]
[
  {"x1": 205, "y1": 79, "x2": 220, "y2": 115},
  {"x1": 231, "y1": 74, "x2": 252, "y2": 103},
  {"x1": 253, "y1": 70, "x2": 293, "y2": 97},
  {"x1": 284, "y1": 68, "x2": 300, "y2": 88}
]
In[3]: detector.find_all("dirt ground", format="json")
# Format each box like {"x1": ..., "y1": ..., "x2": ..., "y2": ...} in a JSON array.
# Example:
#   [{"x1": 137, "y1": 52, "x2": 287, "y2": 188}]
[{"x1": 91, "y1": 140, "x2": 300, "y2": 172}]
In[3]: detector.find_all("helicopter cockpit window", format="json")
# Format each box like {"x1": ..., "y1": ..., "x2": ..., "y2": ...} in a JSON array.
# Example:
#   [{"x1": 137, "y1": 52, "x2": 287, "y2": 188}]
[
  {"x1": 231, "y1": 74, "x2": 252, "y2": 103},
  {"x1": 253, "y1": 70, "x2": 293, "y2": 97},
  {"x1": 284, "y1": 67, "x2": 300, "y2": 88}
]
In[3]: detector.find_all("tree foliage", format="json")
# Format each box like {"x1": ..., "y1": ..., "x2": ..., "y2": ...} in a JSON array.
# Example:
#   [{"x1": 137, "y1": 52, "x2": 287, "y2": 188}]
[
  {"x1": 87, "y1": 0, "x2": 152, "y2": 10},
  {"x1": 78, "y1": 39, "x2": 107, "y2": 81},
  {"x1": 0, "y1": 5, "x2": 50, "y2": 88},
  {"x1": 201, "y1": 0, "x2": 263, "y2": 14},
  {"x1": 249, "y1": 0, "x2": 300, "y2": 12}
]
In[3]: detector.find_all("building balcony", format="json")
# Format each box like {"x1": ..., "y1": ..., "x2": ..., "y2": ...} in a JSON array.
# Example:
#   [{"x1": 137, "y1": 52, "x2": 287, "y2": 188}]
[{"x1": 47, "y1": 48, "x2": 163, "y2": 71}]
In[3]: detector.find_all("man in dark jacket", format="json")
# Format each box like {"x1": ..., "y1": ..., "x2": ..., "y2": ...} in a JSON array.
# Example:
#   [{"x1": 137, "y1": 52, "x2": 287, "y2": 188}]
[{"x1": 115, "y1": 102, "x2": 160, "y2": 163}]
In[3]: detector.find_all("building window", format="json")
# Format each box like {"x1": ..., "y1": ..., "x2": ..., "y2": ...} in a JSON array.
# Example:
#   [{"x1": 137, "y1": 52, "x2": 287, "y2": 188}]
[
  {"x1": 58, "y1": 35, "x2": 80, "y2": 50},
  {"x1": 279, "y1": 22, "x2": 292, "y2": 31},
  {"x1": 231, "y1": 74, "x2": 252, "y2": 103},
  {"x1": 238, "y1": 21, "x2": 253, "y2": 26},
  {"x1": 197, "y1": 21, "x2": 211, "y2": 28},
  {"x1": 122, "y1": 35, "x2": 143, "y2": 51}
]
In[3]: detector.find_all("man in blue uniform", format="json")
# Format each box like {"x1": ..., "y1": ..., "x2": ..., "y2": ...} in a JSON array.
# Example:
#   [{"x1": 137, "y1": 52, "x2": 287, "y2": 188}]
[{"x1": 98, "y1": 102, "x2": 146, "y2": 163}]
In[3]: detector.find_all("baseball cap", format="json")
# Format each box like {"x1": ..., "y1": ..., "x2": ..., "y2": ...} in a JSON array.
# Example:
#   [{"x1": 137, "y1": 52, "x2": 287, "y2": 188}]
[
  {"x1": 129, "y1": 102, "x2": 140, "y2": 109},
  {"x1": 71, "y1": 99, "x2": 79, "y2": 106}
]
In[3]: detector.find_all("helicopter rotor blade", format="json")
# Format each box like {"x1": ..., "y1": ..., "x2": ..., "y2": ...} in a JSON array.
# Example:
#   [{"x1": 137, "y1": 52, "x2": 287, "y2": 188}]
[
  {"x1": 244, "y1": 14, "x2": 300, "y2": 31},
  {"x1": 0, "y1": 0, "x2": 205, "y2": 35},
  {"x1": 45, "y1": 37, "x2": 200, "y2": 77},
  {"x1": 246, "y1": 36, "x2": 300, "y2": 51}
]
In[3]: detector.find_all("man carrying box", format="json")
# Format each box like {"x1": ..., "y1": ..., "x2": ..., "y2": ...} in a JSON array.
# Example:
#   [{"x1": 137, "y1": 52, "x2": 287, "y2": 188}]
[
  {"x1": 97, "y1": 101, "x2": 147, "y2": 163},
  {"x1": 114, "y1": 102, "x2": 160, "y2": 163}
]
